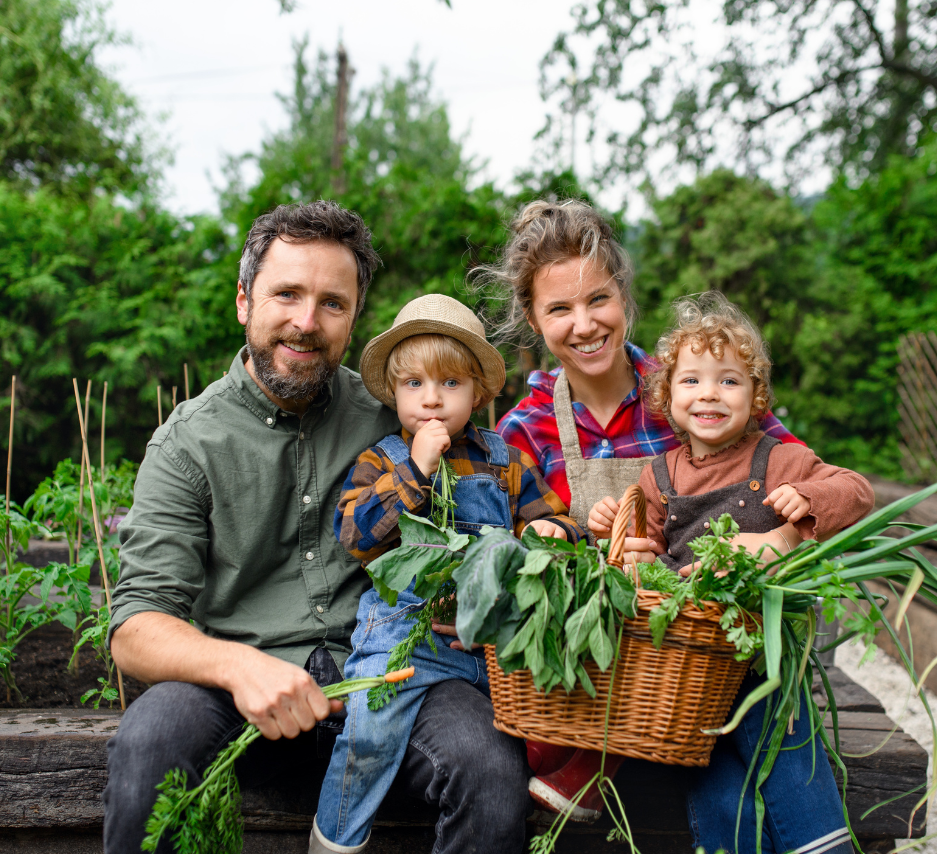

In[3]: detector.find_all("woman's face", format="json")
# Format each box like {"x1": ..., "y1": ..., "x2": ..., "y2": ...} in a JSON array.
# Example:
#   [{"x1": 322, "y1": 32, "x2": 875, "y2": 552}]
[{"x1": 528, "y1": 257, "x2": 629, "y2": 382}]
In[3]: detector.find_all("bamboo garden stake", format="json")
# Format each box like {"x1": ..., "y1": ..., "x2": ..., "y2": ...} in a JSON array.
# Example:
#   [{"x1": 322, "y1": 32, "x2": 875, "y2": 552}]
[
  {"x1": 184, "y1": 363, "x2": 190, "y2": 400},
  {"x1": 73, "y1": 379, "x2": 126, "y2": 710},
  {"x1": 77, "y1": 381, "x2": 91, "y2": 564},
  {"x1": 157, "y1": 385, "x2": 163, "y2": 426},
  {"x1": 100, "y1": 381, "x2": 108, "y2": 474},
  {"x1": 5, "y1": 376, "x2": 14, "y2": 567}
]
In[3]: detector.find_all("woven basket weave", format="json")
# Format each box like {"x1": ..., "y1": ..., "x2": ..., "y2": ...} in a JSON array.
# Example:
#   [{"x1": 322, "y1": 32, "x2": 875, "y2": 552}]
[{"x1": 486, "y1": 485, "x2": 753, "y2": 767}]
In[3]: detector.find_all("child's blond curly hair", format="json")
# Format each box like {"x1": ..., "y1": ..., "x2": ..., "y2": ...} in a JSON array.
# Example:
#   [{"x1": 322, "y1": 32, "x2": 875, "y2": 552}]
[{"x1": 644, "y1": 292, "x2": 774, "y2": 442}]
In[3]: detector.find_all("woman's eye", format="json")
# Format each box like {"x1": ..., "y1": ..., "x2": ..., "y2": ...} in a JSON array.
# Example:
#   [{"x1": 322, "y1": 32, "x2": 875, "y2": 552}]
[{"x1": 591, "y1": 294, "x2": 609, "y2": 304}]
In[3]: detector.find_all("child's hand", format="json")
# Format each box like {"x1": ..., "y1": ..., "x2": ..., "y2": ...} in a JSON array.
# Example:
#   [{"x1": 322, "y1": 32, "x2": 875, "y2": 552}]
[
  {"x1": 411, "y1": 419, "x2": 451, "y2": 477},
  {"x1": 764, "y1": 484, "x2": 811, "y2": 523},
  {"x1": 527, "y1": 519, "x2": 568, "y2": 541},
  {"x1": 588, "y1": 496, "x2": 619, "y2": 538}
]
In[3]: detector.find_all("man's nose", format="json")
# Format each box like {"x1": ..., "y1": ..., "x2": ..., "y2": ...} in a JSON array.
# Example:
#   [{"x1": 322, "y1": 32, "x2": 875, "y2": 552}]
[{"x1": 291, "y1": 299, "x2": 319, "y2": 334}]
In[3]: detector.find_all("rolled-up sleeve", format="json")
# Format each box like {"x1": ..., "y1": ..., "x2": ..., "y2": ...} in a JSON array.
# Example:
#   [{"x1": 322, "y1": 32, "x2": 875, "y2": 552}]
[{"x1": 107, "y1": 438, "x2": 210, "y2": 645}]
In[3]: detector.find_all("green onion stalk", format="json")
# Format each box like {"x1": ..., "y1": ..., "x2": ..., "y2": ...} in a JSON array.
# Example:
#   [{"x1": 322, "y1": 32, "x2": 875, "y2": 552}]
[{"x1": 141, "y1": 668, "x2": 415, "y2": 854}]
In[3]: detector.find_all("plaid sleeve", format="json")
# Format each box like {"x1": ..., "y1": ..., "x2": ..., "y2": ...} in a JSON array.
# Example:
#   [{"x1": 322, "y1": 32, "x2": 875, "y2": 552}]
[
  {"x1": 758, "y1": 411, "x2": 806, "y2": 446},
  {"x1": 333, "y1": 445, "x2": 431, "y2": 565},
  {"x1": 506, "y1": 447, "x2": 587, "y2": 542}
]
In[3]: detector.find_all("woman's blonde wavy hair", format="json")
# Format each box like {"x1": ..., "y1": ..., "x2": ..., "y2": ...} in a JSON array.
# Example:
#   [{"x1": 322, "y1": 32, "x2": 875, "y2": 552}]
[
  {"x1": 644, "y1": 292, "x2": 774, "y2": 442},
  {"x1": 471, "y1": 199, "x2": 636, "y2": 348}
]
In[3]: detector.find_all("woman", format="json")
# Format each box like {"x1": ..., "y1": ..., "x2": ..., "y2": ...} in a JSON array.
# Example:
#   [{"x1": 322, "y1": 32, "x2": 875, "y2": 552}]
[{"x1": 477, "y1": 199, "x2": 849, "y2": 854}]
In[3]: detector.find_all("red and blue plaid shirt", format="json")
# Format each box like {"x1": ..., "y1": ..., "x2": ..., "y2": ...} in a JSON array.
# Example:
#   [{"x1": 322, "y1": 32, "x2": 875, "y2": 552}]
[{"x1": 496, "y1": 342, "x2": 802, "y2": 510}]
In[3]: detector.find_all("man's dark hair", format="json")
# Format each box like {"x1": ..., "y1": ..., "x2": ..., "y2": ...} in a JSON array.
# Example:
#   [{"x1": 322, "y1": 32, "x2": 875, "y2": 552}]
[{"x1": 238, "y1": 201, "x2": 381, "y2": 320}]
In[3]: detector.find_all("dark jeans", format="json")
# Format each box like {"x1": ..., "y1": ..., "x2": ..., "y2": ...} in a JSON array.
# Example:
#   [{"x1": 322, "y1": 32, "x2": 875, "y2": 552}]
[{"x1": 102, "y1": 650, "x2": 528, "y2": 854}]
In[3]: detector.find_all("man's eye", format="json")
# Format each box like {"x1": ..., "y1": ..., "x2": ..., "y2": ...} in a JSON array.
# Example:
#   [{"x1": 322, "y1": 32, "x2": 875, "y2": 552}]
[{"x1": 324, "y1": 300, "x2": 342, "y2": 310}]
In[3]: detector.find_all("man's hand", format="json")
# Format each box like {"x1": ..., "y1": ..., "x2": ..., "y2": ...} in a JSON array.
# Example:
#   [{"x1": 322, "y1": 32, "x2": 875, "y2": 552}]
[
  {"x1": 764, "y1": 484, "x2": 811, "y2": 523},
  {"x1": 111, "y1": 611, "x2": 342, "y2": 740},
  {"x1": 588, "y1": 496, "x2": 619, "y2": 538},
  {"x1": 411, "y1": 419, "x2": 451, "y2": 477},
  {"x1": 225, "y1": 647, "x2": 342, "y2": 740},
  {"x1": 526, "y1": 519, "x2": 568, "y2": 540}
]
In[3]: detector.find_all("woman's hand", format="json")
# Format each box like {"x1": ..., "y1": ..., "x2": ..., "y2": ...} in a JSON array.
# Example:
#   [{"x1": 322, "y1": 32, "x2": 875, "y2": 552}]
[
  {"x1": 588, "y1": 496, "x2": 619, "y2": 538},
  {"x1": 526, "y1": 519, "x2": 568, "y2": 540}
]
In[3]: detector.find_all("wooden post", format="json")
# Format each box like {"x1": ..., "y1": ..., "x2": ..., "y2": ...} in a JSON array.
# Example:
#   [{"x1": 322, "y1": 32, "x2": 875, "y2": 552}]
[
  {"x1": 73, "y1": 379, "x2": 126, "y2": 710},
  {"x1": 488, "y1": 398, "x2": 496, "y2": 431},
  {"x1": 331, "y1": 43, "x2": 351, "y2": 195},
  {"x1": 184, "y1": 363, "x2": 190, "y2": 400},
  {"x1": 5, "y1": 376, "x2": 14, "y2": 567},
  {"x1": 172, "y1": 386, "x2": 177, "y2": 410},
  {"x1": 157, "y1": 385, "x2": 163, "y2": 426}
]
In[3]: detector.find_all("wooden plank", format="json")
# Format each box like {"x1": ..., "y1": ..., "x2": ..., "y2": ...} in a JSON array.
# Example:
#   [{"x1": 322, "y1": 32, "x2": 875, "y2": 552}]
[{"x1": 0, "y1": 705, "x2": 927, "y2": 840}]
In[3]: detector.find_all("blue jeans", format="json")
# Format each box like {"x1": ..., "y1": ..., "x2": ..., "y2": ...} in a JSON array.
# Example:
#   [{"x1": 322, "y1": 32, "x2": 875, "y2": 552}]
[
  {"x1": 687, "y1": 673, "x2": 852, "y2": 854},
  {"x1": 316, "y1": 581, "x2": 490, "y2": 847},
  {"x1": 103, "y1": 649, "x2": 526, "y2": 854}
]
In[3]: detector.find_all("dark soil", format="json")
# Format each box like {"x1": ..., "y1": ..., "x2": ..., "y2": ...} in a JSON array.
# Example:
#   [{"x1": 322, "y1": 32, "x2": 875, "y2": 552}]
[{"x1": 0, "y1": 621, "x2": 147, "y2": 709}]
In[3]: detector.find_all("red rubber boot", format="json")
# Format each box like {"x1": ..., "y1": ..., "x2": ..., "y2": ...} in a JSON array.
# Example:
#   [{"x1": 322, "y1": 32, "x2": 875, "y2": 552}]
[
  {"x1": 528, "y1": 749, "x2": 626, "y2": 823},
  {"x1": 526, "y1": 741, "x2": 576, "y2": 776}
]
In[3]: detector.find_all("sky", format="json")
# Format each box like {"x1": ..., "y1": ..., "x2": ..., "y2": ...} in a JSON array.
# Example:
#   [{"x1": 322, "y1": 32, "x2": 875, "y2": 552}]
[{"x1": 101, "y1": 0, "x2": 584, "y2": 217}]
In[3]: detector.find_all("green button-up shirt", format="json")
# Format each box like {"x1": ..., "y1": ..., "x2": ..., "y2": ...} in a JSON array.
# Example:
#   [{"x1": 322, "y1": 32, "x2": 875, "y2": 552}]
[{"x1": 109, "y1": 347, "x2": 400, "y2": 669}]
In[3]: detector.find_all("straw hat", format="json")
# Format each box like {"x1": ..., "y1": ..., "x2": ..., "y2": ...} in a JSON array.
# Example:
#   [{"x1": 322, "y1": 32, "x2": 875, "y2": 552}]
[{"x1": 359, "y1": 294, "x2": 506, "y2": 409}]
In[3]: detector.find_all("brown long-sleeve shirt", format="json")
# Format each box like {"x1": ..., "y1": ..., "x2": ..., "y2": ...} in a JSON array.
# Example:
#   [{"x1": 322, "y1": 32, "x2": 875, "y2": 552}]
[{"x1": 637, "y1": 432, "x2": 875, "y2": 548}]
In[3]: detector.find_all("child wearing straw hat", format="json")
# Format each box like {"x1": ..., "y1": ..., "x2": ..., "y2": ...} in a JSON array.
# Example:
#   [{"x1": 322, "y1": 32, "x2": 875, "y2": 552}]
[{"x1": 312, "y1": 294, "x2": 584, "y2": 853}]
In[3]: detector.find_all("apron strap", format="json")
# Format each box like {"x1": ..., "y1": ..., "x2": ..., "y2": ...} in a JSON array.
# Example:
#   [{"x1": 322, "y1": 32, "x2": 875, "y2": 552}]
[
  {"x1": 749, "y1": 435, "x2": 781, "y2": 483},
  {"x1": 651, "y1": 451, "x2": 674, "y2": 495},
  {"x1": 553, "y1": 370, "x2": 584, "y2": 463},
  {"x1": 376, "y1": 433, "x2": 411, "y2": 466}
]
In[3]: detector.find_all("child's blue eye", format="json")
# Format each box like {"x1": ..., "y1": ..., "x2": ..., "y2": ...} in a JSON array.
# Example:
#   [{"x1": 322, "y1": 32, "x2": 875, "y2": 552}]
[
  {"x1": 405, "y1": 379, "x2": 421, "y2": 388},
  {"x1": 443, "y1": 379, "x2": 460, "y2": 389}
]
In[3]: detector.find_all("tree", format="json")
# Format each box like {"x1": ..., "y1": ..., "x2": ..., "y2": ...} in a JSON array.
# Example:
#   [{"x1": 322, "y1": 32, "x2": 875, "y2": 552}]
[
  {"x1": 541, "y1": 0, "x2": 937, "y2": 187},
  {"x1": 0, "y1": 0, "x2": 153, "y2": 196},
  {"x1": 221, "y1": 40, "x2": 510, "y2": 366}
]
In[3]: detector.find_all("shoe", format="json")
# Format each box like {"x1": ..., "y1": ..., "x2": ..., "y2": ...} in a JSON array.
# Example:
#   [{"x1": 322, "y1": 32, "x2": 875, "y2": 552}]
[
  {"x1": 526, "y1": 740, "x2": 576, "y2": 776},
  {"x1": 528, "y1": 749, "x2": 626, "y2": 823},
  {"x1": 309, "y1": 815, "x2": 369, "y2": 853}
]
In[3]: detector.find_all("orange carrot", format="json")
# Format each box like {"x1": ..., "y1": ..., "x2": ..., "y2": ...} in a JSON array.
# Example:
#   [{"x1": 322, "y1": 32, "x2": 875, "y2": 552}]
[{"x1": 384, "y1": 666, "x2": 415, "y2": 683}]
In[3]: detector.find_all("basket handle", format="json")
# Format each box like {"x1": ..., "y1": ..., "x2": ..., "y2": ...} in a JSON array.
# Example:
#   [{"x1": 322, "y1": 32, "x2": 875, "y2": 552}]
[{"x1": 606, "y1": 484, "x2": 647, "y2": 587}]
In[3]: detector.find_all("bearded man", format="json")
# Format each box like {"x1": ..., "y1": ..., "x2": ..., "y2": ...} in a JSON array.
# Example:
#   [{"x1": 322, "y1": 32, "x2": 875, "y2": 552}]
[{"x1": 104, "y1": 202, "x2": 529, "y2": 854}]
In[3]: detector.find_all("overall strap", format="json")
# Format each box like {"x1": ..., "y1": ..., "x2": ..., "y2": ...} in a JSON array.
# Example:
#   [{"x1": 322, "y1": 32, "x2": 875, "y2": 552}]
[
  {"x1": 375, "y1": 433, "x2": 411, "y2": 466},
  {"x1": 749, "y1": 435, "x2": 781, "y2": 484},
  {"x1": 553, "y1": 370, "x2": 584, "y2": 462},
  {"x1": 651, "y1": 452, "x2": 675, "y2": 495},
  {"x1": 477, "y1": 426, "x2": 511, "y2": 469}
]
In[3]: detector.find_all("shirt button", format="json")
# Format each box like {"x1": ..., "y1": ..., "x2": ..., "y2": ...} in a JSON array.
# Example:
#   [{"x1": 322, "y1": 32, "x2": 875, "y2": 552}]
[
  {"x1": 601, "y1": 439, "x2": 609, "y2": 447},
  {"x1": 671, "y1": 515, "x2": 677, "y2": 521},
  {"x1": 305, "y1": 551, "x2": 314, "y2": 561},
  {"x1": 316, "y1": 604, "x2": 324, "y2": 614},
  {"x1": 265, "y1": 416, "x2": 274, "y2": 425},
  {"x1": 704, "y1": 521, "x2": 710, "y2": 529},
  {"x1": 299, "y1": 432, "x2": 305, "y2": 440},
  {"x1": 302, "y1": 495, "x2": 311, "y2": 504}
]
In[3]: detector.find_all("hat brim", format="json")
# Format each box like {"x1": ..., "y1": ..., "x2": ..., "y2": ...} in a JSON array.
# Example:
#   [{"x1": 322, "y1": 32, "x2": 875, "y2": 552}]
[{"x1": 359, "y1": 318, "x2": 506, "y2": 409}]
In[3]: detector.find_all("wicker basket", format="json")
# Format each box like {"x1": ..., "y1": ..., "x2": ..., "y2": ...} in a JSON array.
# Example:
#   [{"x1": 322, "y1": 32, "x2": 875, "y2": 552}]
[{"x1": 486, "y1": 485, "x2": 754, "y2": 767}]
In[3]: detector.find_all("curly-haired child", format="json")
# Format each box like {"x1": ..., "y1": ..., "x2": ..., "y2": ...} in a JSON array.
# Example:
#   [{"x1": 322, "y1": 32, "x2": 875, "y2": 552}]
[{"x1": 585, "y1": 290, "x2": 873, "y2": 854}]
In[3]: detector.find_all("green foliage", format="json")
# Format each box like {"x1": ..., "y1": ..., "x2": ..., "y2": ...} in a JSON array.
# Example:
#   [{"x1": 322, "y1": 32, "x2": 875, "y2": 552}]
[
  {"x1": 142, "y1": 675, "x2": 406, "y2": 853},
  {"x1": 219, "y1": 40, "x2": 510, "y2": 368},
  {"x1": 541, "y1": 0, "x2": 937, "y2": 185},
  {"x1": 71, "y1": 603, "x2": 119, "y2": 708},
  {"x1": 0, "y1": 0, "x2": 154, "y2": 196}
]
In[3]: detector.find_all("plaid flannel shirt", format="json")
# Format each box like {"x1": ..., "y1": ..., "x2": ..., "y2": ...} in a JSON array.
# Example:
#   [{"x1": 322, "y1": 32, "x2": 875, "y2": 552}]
[
  {"x1": 496, "y1": 341, "x2": 803, "y2": 510},
  {"x1": 334, "y1": 421, "x2": 585, "y2": 565}
]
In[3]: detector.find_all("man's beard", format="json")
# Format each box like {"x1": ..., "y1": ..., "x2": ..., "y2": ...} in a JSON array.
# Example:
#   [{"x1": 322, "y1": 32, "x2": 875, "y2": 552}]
[{"x1": 245, "y1": 313, "x2": 345, "y2": 404}]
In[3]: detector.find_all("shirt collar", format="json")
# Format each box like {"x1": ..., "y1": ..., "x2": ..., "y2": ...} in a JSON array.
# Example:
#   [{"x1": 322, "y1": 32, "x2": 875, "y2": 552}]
[{"x1": 229, "y1": 346, "x2": 335, "y2": 427}]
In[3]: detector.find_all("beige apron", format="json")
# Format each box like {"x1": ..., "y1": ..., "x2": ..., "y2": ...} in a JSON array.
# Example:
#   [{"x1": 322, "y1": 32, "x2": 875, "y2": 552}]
[{"x1": 553, "y1": 369, "x2": 659, "y2": 534}]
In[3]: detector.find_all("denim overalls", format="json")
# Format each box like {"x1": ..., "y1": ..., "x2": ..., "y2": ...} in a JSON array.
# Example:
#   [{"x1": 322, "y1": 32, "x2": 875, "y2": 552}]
[{"x1": 316, "y1": 430, "x2": 514, "y2": 848}]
